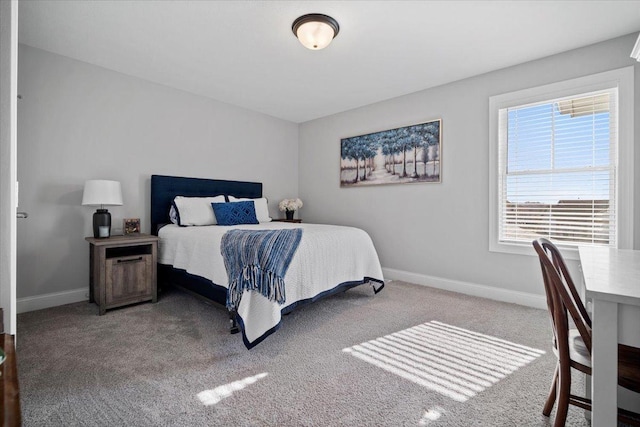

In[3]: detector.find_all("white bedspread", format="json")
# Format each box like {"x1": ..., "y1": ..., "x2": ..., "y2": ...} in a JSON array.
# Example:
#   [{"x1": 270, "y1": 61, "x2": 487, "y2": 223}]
[{"x1": 158, "y1": 222, "x2": 384, "y2": 347}]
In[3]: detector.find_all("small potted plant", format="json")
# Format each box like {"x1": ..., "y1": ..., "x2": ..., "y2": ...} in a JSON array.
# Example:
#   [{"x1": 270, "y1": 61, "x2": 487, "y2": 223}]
[{"x1": 278, "y1": 198, "x2": 303, "y2": 220}]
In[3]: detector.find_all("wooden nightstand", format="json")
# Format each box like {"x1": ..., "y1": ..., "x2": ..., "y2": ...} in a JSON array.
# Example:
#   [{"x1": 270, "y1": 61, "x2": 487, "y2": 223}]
[
  {"x1": 273, "y1": 219, "x2": 302, "y2": 223},
  {"x1": 86, "y1": 234, "x2": 159, "y2": 315}
]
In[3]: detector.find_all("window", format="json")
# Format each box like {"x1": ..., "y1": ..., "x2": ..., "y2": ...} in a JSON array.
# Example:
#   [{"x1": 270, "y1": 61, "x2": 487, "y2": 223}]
[{"x1": 489, "y1": 67, "x2": 634, "y2": 257}]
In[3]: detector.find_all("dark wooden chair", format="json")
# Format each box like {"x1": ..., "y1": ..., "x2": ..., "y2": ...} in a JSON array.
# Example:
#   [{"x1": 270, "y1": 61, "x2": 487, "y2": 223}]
[{"x1": 533, "y1": 238, "x2": 640, "y2": 427}]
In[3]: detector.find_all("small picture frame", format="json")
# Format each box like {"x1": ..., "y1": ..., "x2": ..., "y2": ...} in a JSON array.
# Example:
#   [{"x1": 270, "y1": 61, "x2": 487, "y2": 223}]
[{"x1": 124, "y1": 218, "x2": 140, "y2": 235}]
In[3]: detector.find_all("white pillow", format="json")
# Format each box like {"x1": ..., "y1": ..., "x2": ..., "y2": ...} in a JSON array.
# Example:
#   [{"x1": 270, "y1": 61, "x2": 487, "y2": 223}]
[
  {"x1": 173, "y1": 195, "x2": 226, "y2": 226},
  {"x1": 228, "y1": 196, "x2": 272, "y2": 223},
  {"x1": 169, "y1": 204, "x2": 178, "y2": 224}
]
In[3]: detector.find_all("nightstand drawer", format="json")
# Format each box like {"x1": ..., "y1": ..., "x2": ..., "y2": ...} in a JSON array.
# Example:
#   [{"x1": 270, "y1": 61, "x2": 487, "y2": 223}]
[{"x1": 105, "y1": 254, "x2": 153, "y2": 305}]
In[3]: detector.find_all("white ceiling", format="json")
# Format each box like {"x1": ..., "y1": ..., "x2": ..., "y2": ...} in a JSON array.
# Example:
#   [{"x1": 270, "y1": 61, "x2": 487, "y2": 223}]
[{"x1": 18, "y1": 1, "x2": 640, "y2": 123}]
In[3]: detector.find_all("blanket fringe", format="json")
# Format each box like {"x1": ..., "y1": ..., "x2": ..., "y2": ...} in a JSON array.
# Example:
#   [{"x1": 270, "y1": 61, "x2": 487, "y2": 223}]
[{"x1": 227, "y1": 264, "x2": 286, "y2": 310}]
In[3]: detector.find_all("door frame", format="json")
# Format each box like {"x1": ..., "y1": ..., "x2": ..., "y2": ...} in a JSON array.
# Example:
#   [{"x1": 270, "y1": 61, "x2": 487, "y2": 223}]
[{"x1": 0, "y1": 0, "x2": 19, "y2": 334}]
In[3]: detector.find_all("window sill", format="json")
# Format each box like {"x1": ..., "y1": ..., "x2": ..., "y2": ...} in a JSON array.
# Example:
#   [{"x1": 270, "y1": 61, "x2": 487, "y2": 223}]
[{"x1": 489, "y1": 239, "x2": 580, "y2": 261}]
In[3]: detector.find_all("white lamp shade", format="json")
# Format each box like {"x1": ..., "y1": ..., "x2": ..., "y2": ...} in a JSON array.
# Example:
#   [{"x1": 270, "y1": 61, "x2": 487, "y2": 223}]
[
  {"x1": 295, "y1": 20, "x2": 336, "y2": 50},
  {"x1": 82, "y1": 180, "x2": 123, "y2": 206}
]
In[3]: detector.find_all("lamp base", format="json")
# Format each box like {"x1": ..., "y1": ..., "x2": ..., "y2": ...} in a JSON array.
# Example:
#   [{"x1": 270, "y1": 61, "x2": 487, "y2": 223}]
[{"x1": 93, "y1": 209, "x2": 112, "y2": 238}]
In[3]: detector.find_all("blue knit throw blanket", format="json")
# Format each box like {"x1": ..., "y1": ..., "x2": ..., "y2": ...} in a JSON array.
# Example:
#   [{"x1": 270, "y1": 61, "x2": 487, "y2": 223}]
[{"x1": 222, "y1": 228, "x2": 303, "y2": 311}]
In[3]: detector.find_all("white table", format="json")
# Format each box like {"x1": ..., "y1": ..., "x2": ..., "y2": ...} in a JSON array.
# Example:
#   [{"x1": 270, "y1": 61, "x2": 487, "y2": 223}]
[{"x1": 579, "y1": 246, "x2": 640, "y2": 427}]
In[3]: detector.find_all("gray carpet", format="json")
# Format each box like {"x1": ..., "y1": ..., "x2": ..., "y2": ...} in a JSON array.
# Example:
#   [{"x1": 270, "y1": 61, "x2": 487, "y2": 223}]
[{"x1": 17, "y1": 281, "x2": 591, "y2": 426}]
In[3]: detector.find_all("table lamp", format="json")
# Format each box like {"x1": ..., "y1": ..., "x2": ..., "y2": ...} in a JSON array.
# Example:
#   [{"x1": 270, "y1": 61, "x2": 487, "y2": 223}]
[{"x1": 82, "y1": 180, "x2": 123, "y2": 238}]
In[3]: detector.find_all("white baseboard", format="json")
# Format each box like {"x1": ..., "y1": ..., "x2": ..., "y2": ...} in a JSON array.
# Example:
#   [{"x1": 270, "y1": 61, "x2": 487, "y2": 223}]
[
  {"x1": 382, "y1": 267, "x2": 547, "y2": 310},
  {"x1": 17, "y1": 288, "x2": 88, "y2": 314},
  {"x1": 16, "y1": 270, "x2": 546, "y2": 313}
]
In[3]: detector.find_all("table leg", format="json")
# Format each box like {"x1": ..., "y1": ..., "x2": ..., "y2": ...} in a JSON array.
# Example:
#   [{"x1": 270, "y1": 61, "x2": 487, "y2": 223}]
[
  {"x1": 585, "y1": 374, "x2": 591, "y2": 421},
  {"x1": 591, "y1": 298, "x2": 618, "y2": 426}
]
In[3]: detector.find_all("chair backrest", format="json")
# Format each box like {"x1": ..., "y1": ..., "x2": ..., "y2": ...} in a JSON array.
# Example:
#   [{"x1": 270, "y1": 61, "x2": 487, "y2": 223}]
[{"x1": 533, "y1": 238, "x2": 592, "y2": 355}]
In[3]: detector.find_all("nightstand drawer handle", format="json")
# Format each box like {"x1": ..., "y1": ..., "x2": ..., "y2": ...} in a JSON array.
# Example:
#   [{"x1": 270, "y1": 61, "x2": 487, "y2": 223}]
[{"x1": 117, "y1": 256, "x2": 143, "y2": 264}]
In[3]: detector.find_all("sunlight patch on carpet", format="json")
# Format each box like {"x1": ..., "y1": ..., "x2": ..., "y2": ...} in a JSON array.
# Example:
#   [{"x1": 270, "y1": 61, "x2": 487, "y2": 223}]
[
  {"x1": 198, "y1": 372, "x2": 268, "y2": 406},
  {"x1": 342, "y1": 321, "x2": 545, "y2": 402},
  {"x1": 419, "y1": 407, "x2": 444, "y2": 425}
]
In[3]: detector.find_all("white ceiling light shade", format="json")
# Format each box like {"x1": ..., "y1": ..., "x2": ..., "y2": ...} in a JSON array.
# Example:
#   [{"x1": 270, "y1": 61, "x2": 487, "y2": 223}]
[{"x1": 292, "y1": 14, "x2": 339, "y2": 50}]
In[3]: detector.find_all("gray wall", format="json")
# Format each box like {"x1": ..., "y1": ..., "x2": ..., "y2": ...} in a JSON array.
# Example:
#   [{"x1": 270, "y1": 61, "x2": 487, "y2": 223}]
[
  {"x1": 17, "y1": 44, "x2": 299, "y2": 299},
  {"x1": 17, "y1": 33, "x2": 640, "y2": 304},
  {"x1": 298, "y1": 33, "x2": 640, "y2": 298}
]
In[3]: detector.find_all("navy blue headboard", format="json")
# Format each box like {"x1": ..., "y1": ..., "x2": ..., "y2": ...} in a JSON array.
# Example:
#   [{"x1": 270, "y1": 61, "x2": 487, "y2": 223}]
[{"x1": 150, "y1": 175, "x2": 263, "y2": 235}]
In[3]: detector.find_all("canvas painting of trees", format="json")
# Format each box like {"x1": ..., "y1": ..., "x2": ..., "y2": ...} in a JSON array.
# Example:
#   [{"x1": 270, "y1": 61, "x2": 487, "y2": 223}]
[{"x1": 340, "y1": 119, "x2": 441, "y2": 187}]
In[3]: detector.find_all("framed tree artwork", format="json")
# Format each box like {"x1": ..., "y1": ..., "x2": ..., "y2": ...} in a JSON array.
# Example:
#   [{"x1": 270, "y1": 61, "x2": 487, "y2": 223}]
[{"x1": 340, "y1": 119, "x2": 441, "y2": 187}]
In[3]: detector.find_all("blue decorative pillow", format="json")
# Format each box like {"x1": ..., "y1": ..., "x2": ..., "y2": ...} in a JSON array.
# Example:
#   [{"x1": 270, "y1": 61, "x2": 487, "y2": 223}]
[{"x1": 212, "y1": 201, "x2": 259, "y2": 226}]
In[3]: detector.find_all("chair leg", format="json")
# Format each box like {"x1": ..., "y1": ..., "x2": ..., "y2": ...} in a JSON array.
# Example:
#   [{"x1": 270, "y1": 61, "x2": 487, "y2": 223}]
[
  {"x1": 554, "y1": 363, "x2": 571, "y2": 427},
  {"x1": 543, "y1": 364, "x2": 559, "y2": 416}
]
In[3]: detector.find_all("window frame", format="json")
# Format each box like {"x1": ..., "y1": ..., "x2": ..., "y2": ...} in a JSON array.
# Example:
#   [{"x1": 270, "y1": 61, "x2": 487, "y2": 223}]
[{"x1": 488, "y1": 67, "x2": 634, "y2": 259}]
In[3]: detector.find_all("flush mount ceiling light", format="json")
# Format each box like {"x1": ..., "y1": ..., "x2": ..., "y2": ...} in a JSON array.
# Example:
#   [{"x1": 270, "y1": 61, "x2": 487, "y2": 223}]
[{"x1": 292, "y1": 14, "x2": 339, "y2": 50}]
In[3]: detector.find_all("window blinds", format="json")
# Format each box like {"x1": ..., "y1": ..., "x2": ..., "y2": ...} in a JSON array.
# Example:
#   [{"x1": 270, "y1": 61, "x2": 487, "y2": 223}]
[{"x1": 498, "y1": 89, "x2": 617, "y2": 247}]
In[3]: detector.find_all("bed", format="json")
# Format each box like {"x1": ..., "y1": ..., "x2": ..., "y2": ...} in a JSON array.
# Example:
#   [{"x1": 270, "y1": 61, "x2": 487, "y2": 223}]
[{"x1": 151, "y1": 174, "x2": 384, "y2": 348}]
